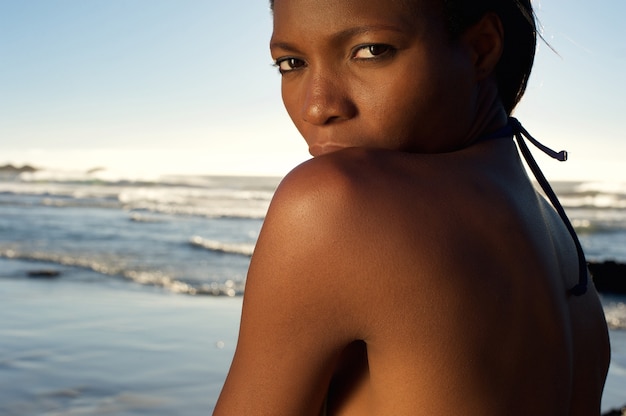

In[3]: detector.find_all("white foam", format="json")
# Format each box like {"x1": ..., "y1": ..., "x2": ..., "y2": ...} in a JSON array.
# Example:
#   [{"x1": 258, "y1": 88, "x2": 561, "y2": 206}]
[
  {"x1": 0, "y1": 248, "x2": 244, "y2": 296},
  {"x1": 604, "y1": 301, "x2": 626, "y2": 330},
  {"x1": 189, "y1": 236, "x2": 255, "y2": 257}
]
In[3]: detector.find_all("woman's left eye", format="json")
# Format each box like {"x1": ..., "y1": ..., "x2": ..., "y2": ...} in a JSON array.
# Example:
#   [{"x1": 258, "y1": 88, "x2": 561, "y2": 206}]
[{"x1": 353, "y1": 44, "x2": 393, "y2": 59}]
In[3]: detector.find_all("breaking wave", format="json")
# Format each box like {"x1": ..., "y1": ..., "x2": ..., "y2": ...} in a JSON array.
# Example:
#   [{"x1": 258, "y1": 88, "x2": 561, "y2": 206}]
[
  {"x1": 189, "y1": 236, "x2": 254, "y2": 257},
  {"x1": 0, "y1": 248, "x2": 244, "y2": 297}
]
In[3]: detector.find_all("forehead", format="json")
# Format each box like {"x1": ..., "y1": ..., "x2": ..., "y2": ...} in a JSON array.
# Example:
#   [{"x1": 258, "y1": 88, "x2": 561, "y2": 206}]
[{"x1": 271, "y1": 0, "x2": 443, "y2": 37}]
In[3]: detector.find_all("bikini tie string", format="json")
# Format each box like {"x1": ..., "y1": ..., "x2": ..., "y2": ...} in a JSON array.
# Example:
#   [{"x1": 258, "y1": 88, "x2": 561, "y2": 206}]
[{"x1": 508, "y1": 117, "x2": 588, "y2": 296}]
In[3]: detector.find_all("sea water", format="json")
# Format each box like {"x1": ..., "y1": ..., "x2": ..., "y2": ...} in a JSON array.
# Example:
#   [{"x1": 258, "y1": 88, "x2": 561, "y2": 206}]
[
  {"x1": 1, "y1": 168, "x2": 625, "y2": 411},
  {"x1": 0, "y1": 170, "x2": 276, "y2": 295}
]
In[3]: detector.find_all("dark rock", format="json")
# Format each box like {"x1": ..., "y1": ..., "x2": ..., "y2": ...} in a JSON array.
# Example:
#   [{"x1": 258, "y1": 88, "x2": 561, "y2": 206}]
[
  {"x1": 589, "y1": 261, "x2": 626, "y2": 294},
  {"x1": 0, "y1": 164, "x2": 38, "y2": 173},
  {"x1": 27, "y1": 270, "x2": 61, "y2": 279},
  {"x1": 86, "y1": 167, "x2": 106, "y2": 174},
  {"x1": 602, "y1": 406, "x2": 626, "y2": 416}
]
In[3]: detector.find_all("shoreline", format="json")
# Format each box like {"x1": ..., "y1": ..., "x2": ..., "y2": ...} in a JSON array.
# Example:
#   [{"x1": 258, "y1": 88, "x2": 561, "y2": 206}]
[{"x1": 10, "y1": 259, "x2": 626, "y2": 295}]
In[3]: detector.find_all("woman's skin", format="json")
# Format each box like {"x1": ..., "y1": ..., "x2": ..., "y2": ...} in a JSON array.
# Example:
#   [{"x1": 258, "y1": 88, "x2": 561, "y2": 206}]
[{"x1": 213, "y1": 0, "x2": 610, "y2": 415}]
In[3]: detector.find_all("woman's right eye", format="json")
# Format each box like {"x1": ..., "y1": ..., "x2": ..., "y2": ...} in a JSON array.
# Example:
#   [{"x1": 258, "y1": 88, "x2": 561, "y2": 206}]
[{"x1": 274, "y1": 57, "x2": 306, "y2": 74}]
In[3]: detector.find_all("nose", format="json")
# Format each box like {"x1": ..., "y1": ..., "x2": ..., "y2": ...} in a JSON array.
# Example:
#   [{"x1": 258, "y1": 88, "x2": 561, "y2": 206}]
[{"x1": 301, "y1": 72, "x2": 357, "y2": 126}]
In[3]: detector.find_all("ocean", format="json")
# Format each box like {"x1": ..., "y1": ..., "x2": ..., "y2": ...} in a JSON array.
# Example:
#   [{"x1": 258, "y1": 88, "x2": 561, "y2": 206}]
[
  {"x1": 1, "y1": 168, "x2": 625, "y2": 413},
  {"x1": 0, "y1": 169, "x2": 277, "y2": 296}
]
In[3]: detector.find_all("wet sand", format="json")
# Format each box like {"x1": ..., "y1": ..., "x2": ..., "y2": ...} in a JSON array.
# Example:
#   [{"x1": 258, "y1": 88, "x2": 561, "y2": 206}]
[{"x1": 0, "y1": 277, "x2": 241, "y2": 415}]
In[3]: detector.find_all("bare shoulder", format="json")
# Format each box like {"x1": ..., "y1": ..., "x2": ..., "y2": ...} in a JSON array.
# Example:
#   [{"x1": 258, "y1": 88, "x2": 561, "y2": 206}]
[
  {"x1": 257, "y1": 146, "x2": 517, "y2": 304},
  {"x1": 248, "y1": 148, "x2": 419, "y2": 317},
  {"x1": 263, "y1": 147, "x2": 461, "y2": 258},
  {"x1": 216, "y1": 149, "x2": 419, "y2": 415},
  {"x1": 239, "y1": 145, "x2": 495, "y2": 349}
]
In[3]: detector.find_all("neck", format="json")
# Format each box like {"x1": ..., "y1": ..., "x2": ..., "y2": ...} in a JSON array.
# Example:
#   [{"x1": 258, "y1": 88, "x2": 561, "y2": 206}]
[{"x1": 462, "y1": 77, "x2": 509, "y2": 146}]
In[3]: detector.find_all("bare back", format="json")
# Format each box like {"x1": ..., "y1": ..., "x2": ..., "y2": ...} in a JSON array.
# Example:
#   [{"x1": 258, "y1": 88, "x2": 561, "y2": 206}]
[
  {"x1": 322, "y1": 140, "x2": 610, "y2": 415},
  {"x1": 214, "y1": 137, "x2": 610, "y2": 416}
]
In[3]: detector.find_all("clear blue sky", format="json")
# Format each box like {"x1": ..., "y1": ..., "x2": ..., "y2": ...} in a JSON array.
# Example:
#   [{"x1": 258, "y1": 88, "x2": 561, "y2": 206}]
[{"x1": 1, "y1": 0, "x2": 624, "y2": 180}]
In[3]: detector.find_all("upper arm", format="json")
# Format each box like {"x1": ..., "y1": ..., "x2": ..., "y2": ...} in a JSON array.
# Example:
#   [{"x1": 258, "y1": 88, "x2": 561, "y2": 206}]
[{"x1": 213, "y1": 161, "x2": 368, "y2": 416}]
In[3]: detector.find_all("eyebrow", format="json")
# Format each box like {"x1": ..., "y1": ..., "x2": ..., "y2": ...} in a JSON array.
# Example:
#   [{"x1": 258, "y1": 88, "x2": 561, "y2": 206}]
[{"x1": 270, "y1": 24, "x2": 408, "y2": 53}]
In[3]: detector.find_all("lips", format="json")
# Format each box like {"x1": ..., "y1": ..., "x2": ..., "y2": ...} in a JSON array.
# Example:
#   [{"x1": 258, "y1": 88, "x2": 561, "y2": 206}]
[{"x1": 309, "y1": 143, "x2": 349, "y2": 157}]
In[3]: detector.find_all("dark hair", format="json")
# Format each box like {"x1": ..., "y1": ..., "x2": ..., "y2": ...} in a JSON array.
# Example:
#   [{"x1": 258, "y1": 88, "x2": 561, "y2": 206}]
[
  {"x1": 443, "y1": 0, "x2": 536, "y2": 114},
  {"x1": 269, "y1": 0, "x2": 537, "y2": 114}
]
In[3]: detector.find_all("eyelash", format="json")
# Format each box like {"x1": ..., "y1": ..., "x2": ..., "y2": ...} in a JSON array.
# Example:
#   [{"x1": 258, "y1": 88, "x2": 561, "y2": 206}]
[
  {"x1": 273, "y1": 44, "x2": 395, "y2": 75},
  {"x1": 352, "y1": 44, "x2": 395, "y2": 60},
  {"x1": 273, "y1": 57, "x2": 305, "y2": 74}
]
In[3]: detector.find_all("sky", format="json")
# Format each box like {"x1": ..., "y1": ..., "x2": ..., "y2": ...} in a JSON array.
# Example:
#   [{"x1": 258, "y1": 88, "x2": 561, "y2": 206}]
[{"x1": 0, "y1": 0, "x2": 624, "y2": 180}]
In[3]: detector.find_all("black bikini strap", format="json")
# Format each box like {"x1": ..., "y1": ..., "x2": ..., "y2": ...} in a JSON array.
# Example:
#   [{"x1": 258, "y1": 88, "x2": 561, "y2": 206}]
[{"x1": 509, "y1": 117, "x2": 588, "y2": 296}]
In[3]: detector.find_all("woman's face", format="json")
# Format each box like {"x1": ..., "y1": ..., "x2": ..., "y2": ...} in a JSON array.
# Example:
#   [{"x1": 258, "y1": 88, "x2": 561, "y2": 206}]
[{"x1": 270, "y1": 0, "x2": 480, "y2": 157}]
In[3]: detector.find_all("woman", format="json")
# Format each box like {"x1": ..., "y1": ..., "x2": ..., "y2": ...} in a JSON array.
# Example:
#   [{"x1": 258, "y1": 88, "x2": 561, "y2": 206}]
[{"x1": 214, "y1": 0, "x2": 610, "y2": 414}]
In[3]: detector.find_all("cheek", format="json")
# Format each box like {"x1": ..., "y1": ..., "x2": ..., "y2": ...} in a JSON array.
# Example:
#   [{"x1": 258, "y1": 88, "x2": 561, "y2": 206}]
[
  {"x1": 372, "y1": 60, "x2": 475, "y2": 147},
  {"x1": 358, "y1": 74, "x2": 434, "y2": 139},
  {"x1": 281, "y1": 83, "x2": 317, "y2": 143},
  {"x1": 281, "y1": 84, "x2": 296, "y2": 119},
  {"x1": 281, "y1": 84, "x2": 303, "y2": 128}
]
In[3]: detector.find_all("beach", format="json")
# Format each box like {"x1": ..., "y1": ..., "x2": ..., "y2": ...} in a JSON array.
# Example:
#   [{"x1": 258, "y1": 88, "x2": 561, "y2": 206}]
[
  {"x1": 1, "y1": 171, "x2": 625, "y2": 414},
  {"x1": 1, "y1": 275, "x2": 241, "y2": 416},
  {"x1": 2, "y1": 273, "x2": 626, "y2": 415}
]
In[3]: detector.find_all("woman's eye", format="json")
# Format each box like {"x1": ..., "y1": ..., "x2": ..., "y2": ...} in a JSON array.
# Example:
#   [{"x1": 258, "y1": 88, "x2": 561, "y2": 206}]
[
  {"x1": 353, "y1": 44, "x2": 393, "y2": 60},
  {"x1": 274, "y1": 58, "x2": 306, "y2": 73}
]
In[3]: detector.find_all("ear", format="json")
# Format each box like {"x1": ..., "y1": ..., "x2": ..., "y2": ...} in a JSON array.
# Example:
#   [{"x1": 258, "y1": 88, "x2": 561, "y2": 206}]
[{"x1": 462, "y1": 12, "x2": 504, "y2": 81}]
